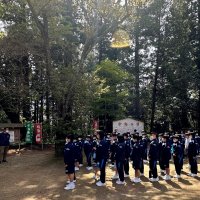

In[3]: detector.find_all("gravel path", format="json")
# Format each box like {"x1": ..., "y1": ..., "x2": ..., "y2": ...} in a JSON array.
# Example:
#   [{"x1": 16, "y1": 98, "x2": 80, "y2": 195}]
[{"x1": 0, "y1": 150, "x2": 200, "y2": 200}]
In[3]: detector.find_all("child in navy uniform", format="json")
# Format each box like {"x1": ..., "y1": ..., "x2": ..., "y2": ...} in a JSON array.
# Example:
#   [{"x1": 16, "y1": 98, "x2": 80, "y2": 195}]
[
  {"x1": 139, "y1": 136, "x2": 145, "y2": 176},
  {"x1": 187, "y1": 132, "x2": 198, "y2": 177},
  {"x1": 131, "y1": 134, "x2": 143, "y2": 183},
  {"x1": 115, "y1": 134, "x2": 126, "y2": 185},
  {"x1": 158, "y1": 133, "x2": 165, "y2": 174},
  {"x1": 171, "y1": 134, "x2": 183, "y2": 178},
  {"x1": 0, "y1": 128, "x2": 10, "y2": 163},
  {"x1": 110, "y1": 133, "x2": 119, "y2": 180},
  {"x1": 73, "y1": 136, "x2": 81, "y2": 171},
  {"x1": 160, "y1": 134, "x2": 171, "y2": 180},
  {"x1": 78, "y1": 136, "x2": 83, "y2": 167},
  {"x1": 84, "y1": 135, "x2": 93, "y2": 171},
  {"x1": 64, "y1": 134, "x2": 76, "y2": 190},
  {"x1": 148, "y1": 132, "x2": 159, "y2": 182},
  {"x1": 110, "y1": 133, "x2": 118, "y2": 168},
  {"x1": 96, "y1": 131, "x2": 109, "y2": 187},
  {"x1": 195, "y1": 133, "x2": 200, "y2": 155},
  {"x1": 141, "y1": 133, "x2": 148, "y2": 163},
  {"x1": 124, "y1": 133, "x2": 131, "y2": 177},
  {"x1": 92, "y1": 135, "x2": 99, "y2": 180}
]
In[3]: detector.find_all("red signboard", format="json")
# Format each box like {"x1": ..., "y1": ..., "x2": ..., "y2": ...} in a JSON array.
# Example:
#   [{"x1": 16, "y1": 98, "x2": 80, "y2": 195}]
[{"x1": 35, "y1": 123, "x2": 42, "y2": 144}]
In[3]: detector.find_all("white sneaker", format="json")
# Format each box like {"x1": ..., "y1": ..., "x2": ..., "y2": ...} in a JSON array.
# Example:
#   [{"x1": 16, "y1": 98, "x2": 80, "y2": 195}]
[
  {"x1": 92, "y1": 175, "x2": 98, "y2": 180},
  {"x1": 143, "y1": 160, "x2": 148, "y2": 163},
  {"x1": 163, "y1": 175, "x2": 171, "y2": 181},
  {"x1": 116, "y1": 180, "x2": 125, "y2": 185},
  {"x1": 79, "y1": 164, "x2": 83, "y2": 167},
  {"x1": 191, "y1": 173, "x2": 198, "y2": 177},
  {"x1": 140, "y1": 173, "x2": 144, "y2": 177},
  {"x1": 174, "y1": 174, "x2": 181, "y2": 179},
  {"x1": 86, "y1": 166, "x2": 93, "y2": 171},
  {"x1": 66, "y1": 180, "x2": 76, "y2": 184},
  {"x1": 64, "y1": 182, "x2": 75, "y2": 190},
  {"x1": 131, "y1": 177, "x2": 141, "y2": 183},
  {"x1": 109, "y1": 164, "x2": 115, "y2": 168},
  {"x1": 149, "y1": 177, "x2": 159, "y2": 182},
  {"x1": 96, "y1": 181, "x2": 105, "y2": 187},
  {"x1": 112, "y1": 174, "x2": 119, "y2": 180},
  {"x1": 160, "y1": 170, "x2": 166, "y2": 174},
  {"x1": 188, "y1": 173, "x2": 193, "y2": 177},
  {"x1": 75, "y1": 167, "x2": 79, "y2": 171},
  {"x1": 186, "y1": 165, "x2": 190, "y2": 169},
  {"x1": 124, "y1": 174, "x2": 129, "y2": 178}
]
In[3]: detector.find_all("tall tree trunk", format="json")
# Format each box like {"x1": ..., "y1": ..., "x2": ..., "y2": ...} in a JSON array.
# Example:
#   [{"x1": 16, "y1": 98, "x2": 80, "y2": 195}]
[
  {"x1": 134, "y1": 25, "x2": 140, "y2": 119},
  {"x1": 150, "y1": 12, "x2": 162, "y2": 132},
  {"x1": 22, "y1": 56, "x2": 31, "y2": 120},
  {"x1": 197, "y1": 0, "x2": 200, "y2": 133},
  {"x1": 43, "y1": 13, "x2": 51, "y2": 122},
  {"x1": 39, "y1": 95, "x2": 44, "y2": 123}
]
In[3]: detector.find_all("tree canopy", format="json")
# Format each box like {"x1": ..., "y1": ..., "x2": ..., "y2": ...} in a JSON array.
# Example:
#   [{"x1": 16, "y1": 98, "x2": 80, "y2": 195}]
[{"x1": 0, "y1": 0, "x2": 200, "y2": 139}]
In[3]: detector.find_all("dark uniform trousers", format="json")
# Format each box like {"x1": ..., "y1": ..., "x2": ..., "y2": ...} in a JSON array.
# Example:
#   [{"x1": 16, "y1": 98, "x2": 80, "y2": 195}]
[
  {"x1": 174, "y1": 157, "x2": 182, "y2": 175},
  {"x1": 124, "y1": 158, "x2": 129, "y2": 175},
  {"x1": 189, "y1": 157, "x2": 198, "y2": 174},
  {"x1": 116, "y1": 160, "x2": 125, "y2": 182},
  {"x1": 99, "y1": 159, "x2": 107, "y2": 183},
  {"x1": 149, "y1": 159, "x2": 158, "y2": 178},
  {"x1": 140, "y1": 159, "x2": 144, "y2": 174},
  {"x1": 86, "y1": 153, "x2": 92, "y2": 167}
]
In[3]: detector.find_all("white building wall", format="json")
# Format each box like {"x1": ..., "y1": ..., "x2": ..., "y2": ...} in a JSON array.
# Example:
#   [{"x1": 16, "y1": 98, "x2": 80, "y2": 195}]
[{"x1": 113, "y1": 118, "x2": 144, "y2": 135}]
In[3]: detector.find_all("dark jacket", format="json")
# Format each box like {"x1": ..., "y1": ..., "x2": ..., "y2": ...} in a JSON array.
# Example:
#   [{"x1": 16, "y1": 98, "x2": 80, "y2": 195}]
[
  {"x1": 73, "y1": 141, "x2": 82, "y2": 159},
  {"x1": 110, "y1": 140, "x2": 118, "y2": 160},
  {"x1": 172, "y1": 142, "x2": 183, "y2": 160},
  {"x1": 115, "y1": 142, "x2": 126, "y2": 162},
  {"x1": 0, "y1": 132, "x2": 10, "y2": 146},
  {"x1": 160, "y1": 142, "x2": 171, "y2": 161},
  {"x1": 64, "y1": 142, "x2": 75, "y2": 165},
  {"x1": 0, "y1": 133, "x2": 3, "y2": 146},
  {"x1": 96, "y1": 139, "x2": 109, "y2": 161},
  {"x1": 148, "y1": 139, "x2": 159, "y2": 160},
  {"x1": 124, "y1": 139, "x2": 131, "y2": 158},
  {"x1": 131, "y1": 141, "x2": 143, "y2": 162},
  {"x1": 188, "y1": 139, "x2": 198, "y2": 158},
  {"x1": 84, "y1": 140, "x2": 93, "y2": 155}
]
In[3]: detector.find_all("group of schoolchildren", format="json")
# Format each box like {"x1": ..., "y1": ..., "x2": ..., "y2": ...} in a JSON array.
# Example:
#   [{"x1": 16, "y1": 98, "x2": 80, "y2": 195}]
[{"x1": 63, "y1": 130, "x2": 200, "y2": 190}]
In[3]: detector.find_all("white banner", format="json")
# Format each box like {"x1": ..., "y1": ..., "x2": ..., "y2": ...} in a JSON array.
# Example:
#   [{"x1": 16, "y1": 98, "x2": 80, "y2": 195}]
[{"x1": 9, "y1": 131, "x2": 15, "y2": 143}]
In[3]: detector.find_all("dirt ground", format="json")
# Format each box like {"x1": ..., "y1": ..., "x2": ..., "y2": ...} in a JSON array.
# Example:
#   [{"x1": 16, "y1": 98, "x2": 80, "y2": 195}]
[{"x1": 0, "y1": 149, "x2": 200, "y2": 200}]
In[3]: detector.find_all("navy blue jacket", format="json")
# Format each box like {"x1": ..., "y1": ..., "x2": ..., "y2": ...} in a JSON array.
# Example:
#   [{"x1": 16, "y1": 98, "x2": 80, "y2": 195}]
[
  {"x1": 140, "y1": 138, "x2": 148, "y2": 158},
  {"x1": 195, "y1": 136, "x2": 200, "y2": 147},
  {"x1": 92, "y1": 139, "x2": 97, "y2": 149},
  {"x1": 96, "y1": 139, "x2": 109, "y2": 161},
  {"x1": 105, "y1": 137, "x2": 111, "y2": 150},
  {"x1": 115, "y1": 142, "x2": 126, "y2": 162},
  {"x1": 0, "y1": 133, "x2": 4, "y2": 146},
  {"x1": 78, "y1": 140, "x2": 83, "y2": 150},
  {"x1": 84, "y1": 140, "x2": 93, "y2": 155},
  {"x1": 172, "y1": 142, "x2": 183, "y2": 161},
  {"x1": 141, "y1": 138, "x2": 148, "y2": 150},
  {"x1": 188, "y1": 139, "x2": 198, "y2": 158},
  {"x1": 64, "y1": 142, "x2": 75, "y2": 165},
  {"x1": 124, "y1": 139, "x2": 131, "y2": 158},
  {"x1": 0, "y1": 132, "x2": 10, "y2": 146},
  {"x1": 131, "y1": 141, "x2": 143, "y2": 162},
  {"x1": 160, "y1": 142, "x2": 171, "y2": 161},
  {"x1": 110, "y1": 140, "x2": 118, "y2": 160},
  {"x1": 73, "y1": 141, "x2": 82, "y2": 159},
  {"x1": 148, "y1": 139, "x2": 159, "y2": 160}
]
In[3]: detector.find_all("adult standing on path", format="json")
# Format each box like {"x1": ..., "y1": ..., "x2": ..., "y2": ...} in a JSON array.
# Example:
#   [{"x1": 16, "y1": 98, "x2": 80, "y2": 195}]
[
  {"x1": 0, "y1": 129, "x2": 4, "y2": 164},
  {"x1": 0, "y1": 128, "x2": 10, "y2": 163}
]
